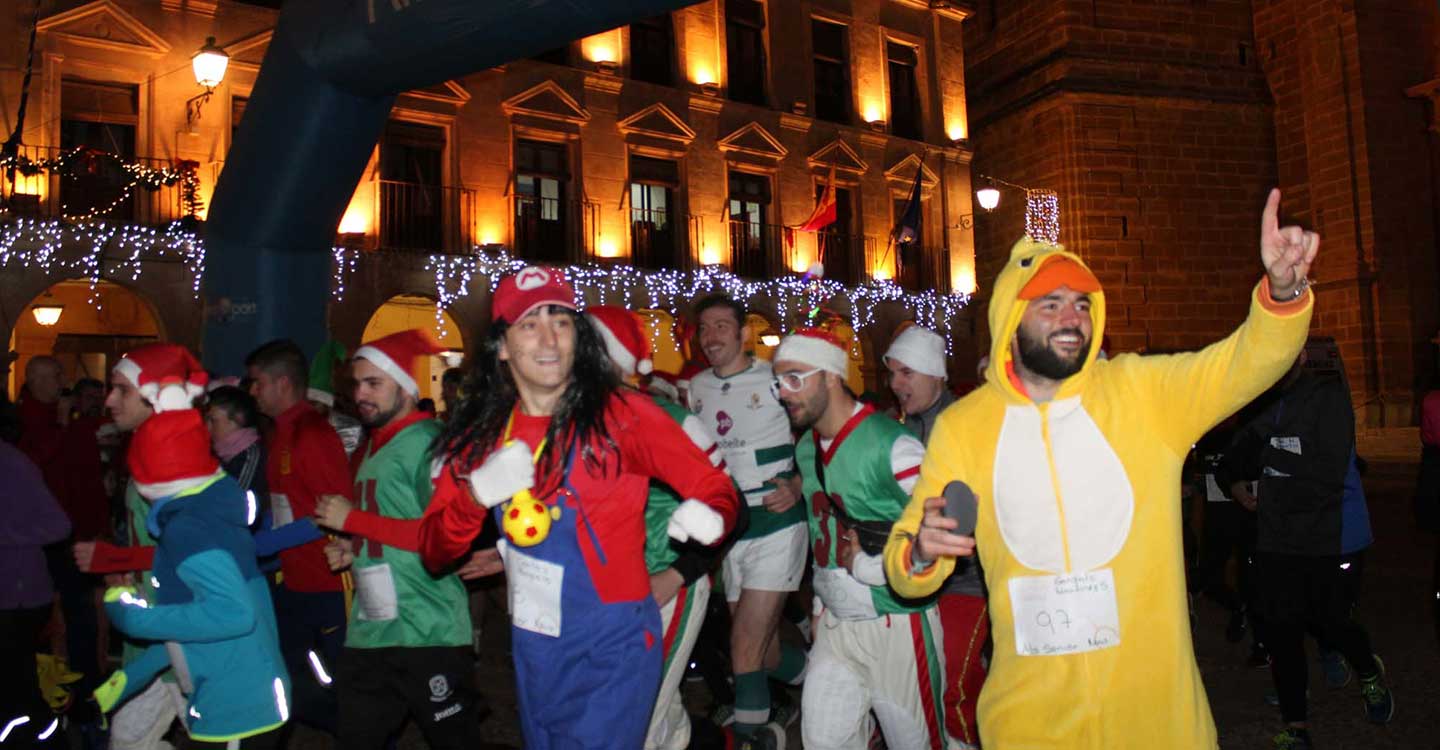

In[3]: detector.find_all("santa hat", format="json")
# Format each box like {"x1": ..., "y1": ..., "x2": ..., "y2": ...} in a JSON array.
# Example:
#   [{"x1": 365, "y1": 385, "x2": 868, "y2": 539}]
[
  {"x1": 586, "y1": 305, "x2": 653, "y2": 376},
  {"x1": 113, "y1": 343, "x2": 220, "y2": 500},
  {"x1": 113, "y1": 343, "x2": 209, "y2": 413},
  {"x1": 308, "y1": 340, "x2": 348, "y2": 406},
  {"x1": 129, "y1": 410, "x2": 222, "y2": 500},
  {"x1": 884, "y1": 325, "x2": 948, "y2": 380},
  {"x1": 774, "y1": 328, "x2": 848, "y2": 378},
  {"x1": 354, "y1": 329, "x2": 446, "y2": 397}
]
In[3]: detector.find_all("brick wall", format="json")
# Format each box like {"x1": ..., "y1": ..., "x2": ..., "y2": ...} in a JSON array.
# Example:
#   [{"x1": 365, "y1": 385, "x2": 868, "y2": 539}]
[{"x1": 966, "y1": 0, "x2": 1439, "y2": 424}]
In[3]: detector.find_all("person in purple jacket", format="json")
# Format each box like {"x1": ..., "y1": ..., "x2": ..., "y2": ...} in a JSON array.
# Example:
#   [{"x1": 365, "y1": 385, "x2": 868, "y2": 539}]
[{"x1": 1, "y1": 410, "x2": 73, "y2": 747}]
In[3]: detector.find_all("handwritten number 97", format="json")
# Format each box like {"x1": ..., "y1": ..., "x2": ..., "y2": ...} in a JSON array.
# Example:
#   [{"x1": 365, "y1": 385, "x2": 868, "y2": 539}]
[{"x1": 1035, "y1": 609, "x2": 1072, "y2": 633}]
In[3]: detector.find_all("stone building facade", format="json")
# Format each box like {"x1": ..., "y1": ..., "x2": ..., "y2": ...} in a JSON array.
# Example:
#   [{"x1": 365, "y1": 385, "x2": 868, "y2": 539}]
[{"x1": 0, "y1": 0, "x2": 979, "y2": 393}]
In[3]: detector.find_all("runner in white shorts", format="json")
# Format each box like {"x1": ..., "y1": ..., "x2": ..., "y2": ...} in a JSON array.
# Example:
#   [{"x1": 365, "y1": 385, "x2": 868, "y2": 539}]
[
  {"x1": 773, "y1": 330, "x2": 951, "y2": 750},
  {"x1": 690, "y1": 294, "x2": 809, "y2": 750}
]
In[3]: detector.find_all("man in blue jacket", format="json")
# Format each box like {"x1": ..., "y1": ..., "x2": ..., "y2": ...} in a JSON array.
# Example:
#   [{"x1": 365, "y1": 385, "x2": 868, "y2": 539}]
[{"x1": 93, "y1": 344, "x2": 290, "y2": 749}]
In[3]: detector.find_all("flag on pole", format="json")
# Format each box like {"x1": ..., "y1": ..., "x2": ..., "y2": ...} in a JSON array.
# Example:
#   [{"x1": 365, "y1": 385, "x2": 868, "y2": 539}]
[
  {"x1": 799, "y1": 164, "x2": 838, "y2": 233},
  {"x1": 893, "y1": 161, "x2": 924, "y2": 244}
]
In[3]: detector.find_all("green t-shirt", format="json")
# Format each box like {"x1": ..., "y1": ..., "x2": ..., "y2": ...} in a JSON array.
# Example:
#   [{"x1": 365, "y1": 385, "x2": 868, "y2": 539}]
[
  {"x1": 796, "y1": 410, "x2": 928, "y2": 616},
  {"x1": 347, "y1": 419, "x2": 471, "y2": 649},
  {"x1": 644, "y1": 396, "x2": 694, "y2": 575},
  {"x1": 120, "y1": 480, "x2": 162, "y2": 668}
]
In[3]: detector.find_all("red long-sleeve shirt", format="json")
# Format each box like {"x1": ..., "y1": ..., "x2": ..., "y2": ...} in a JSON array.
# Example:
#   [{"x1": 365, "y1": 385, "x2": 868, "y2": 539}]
[
  {"x1": 339, "y1": 411, "x2": 432, "y2": 551},
  {"x1": 419, "y1": 389, "x2": 739, "y2": 604},
  {"x1": 267, "y1": 401, "x2": 352, "y2": 592}
]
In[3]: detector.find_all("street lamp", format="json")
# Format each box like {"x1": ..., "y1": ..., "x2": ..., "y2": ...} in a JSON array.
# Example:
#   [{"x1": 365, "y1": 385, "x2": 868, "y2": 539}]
[
  {"x1": 31, "y1": 304, "x2": 64, "y2": 327},
  {"x1": 976, "y1": 178, "x2": 1001, "y2": 211},
  {"x1": 186, "y1": 37, "x2": 230, "y2": 128}
]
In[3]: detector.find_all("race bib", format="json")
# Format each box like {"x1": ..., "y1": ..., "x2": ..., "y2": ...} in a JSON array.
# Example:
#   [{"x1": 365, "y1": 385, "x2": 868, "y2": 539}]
[
  {"x1": 811, "y1": 565, "x2": 879, "y2": 621},
  {"x1": 354, "y1": 563, "x2": 399, "y2": 621},
  {"x1": 270, "y1": 494, "x2": 293, "y2": 527},
  {"x1": 505, "y1": 546, "x2": 564, "y2": 638},
  {"x1": 1009, "y1": 568, "x2": 1121, "y2": 656},
  {"x1": 1270, "y1": 436, "x2": 1302, "y2": 455}
]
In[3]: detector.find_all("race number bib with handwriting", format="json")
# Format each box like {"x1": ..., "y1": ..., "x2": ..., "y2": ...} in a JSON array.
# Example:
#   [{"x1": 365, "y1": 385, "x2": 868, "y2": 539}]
[
  {"x1": 354, "y1": 563, "x2": 399, "y2": 621},
  {"x1": 505, "y1": 546, "x2": 564, "y2": 638},
  {"x1": 270, "y1": 494, "x2": 293, "y2": 527},
  {"x1": 1009, "y1": 569, "x2": 1121, "y2": 656}
]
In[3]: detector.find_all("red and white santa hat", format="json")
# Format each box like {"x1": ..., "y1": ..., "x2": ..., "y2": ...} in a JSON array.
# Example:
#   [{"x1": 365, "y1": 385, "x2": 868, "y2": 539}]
[
  {"x1": 774, "y1": 328, "x2": 849, "y2": 378},
  {"x1": 354, "y1": 329, "x2": 447, "y2": 397},
  {"x1": 585, "y1": 305, "x2": 653, "y2": 376},
  {"x1": 113, "y1": 342, "x2": 209, "y2": 413},
  {"x1": 113, "y1": 343, "x2": 221, "y2": 500}
]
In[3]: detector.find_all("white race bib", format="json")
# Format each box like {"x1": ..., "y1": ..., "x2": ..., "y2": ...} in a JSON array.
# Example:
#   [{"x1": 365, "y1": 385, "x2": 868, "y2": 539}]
[
  {"x1": 811, "y1": 565, "x2": 879, "y2": 621},
  {"x1": 270, "y1": 494, "x2": 293, "y2": 527},
  {"x1": 1270, "y1": 436, "x2": 1302, "y2": 455},
  {"x1": 354, "y1": 563, "x2": 399, "y2": 621},
  {"x1": 1009, "y1": 568, "x2": 1121, "y2": 656},
  {"x1": 505, "y1": 546, "x2": 564, "y2": 638}
]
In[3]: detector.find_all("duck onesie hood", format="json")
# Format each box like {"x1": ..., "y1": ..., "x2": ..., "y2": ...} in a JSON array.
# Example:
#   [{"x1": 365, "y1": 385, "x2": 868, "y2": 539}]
[{"x1": 884, "y1": 236, "x2": 1313, "y2": 749}]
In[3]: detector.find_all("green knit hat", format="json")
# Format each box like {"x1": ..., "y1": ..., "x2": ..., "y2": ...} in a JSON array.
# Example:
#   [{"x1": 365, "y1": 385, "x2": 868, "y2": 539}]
[{"x1": 308, "y1": 340, "x2": 348, "y2": 407}]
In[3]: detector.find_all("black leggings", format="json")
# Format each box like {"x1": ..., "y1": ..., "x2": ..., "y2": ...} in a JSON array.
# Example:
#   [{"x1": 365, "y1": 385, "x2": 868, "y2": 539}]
[{"x1": 1258, "y1": 551, "x2": 1376, "y2": 723}]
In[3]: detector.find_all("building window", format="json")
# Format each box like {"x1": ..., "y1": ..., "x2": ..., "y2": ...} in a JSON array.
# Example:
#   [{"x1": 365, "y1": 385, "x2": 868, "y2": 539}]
[
  {"x1": 728, "y1": 171, "x2": 772, "y2": 277},
  {"x1": 629, "y1": 155, "x2": 680, "y2": 269},
  {"x1": 726, "y1": 0, "x2": 767, "y2": 106},
  {"x1": 60, "y1": 79, "x2": 137, "y2": 220},
  {"x1": 379, "y1": 121, "x2": 445, "y2": 251},
  {"x1": 812, "y1": 19, "x2": 851, "y2": 124},
  {"x1": 514, "y1": 139, "x2": 571, "y2": 263},
  {"x1": 887, "y1": 42, "x2": 922, "y2": 140},
  {"x1": 630, "y1": 15, "x2": 674, "y2": 86},
  {"x1": 230, "y1": 96, "x2": 248, "y2": 143}
]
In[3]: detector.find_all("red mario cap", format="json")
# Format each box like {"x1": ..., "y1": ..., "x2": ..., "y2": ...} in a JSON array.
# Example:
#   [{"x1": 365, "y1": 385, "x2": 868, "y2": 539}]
[{"x1": 491, "y1": 266, "x2": 577, "y2": 324}]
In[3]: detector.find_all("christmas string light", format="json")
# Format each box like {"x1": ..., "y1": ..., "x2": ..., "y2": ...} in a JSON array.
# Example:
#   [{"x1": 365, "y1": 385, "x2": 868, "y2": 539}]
[
  {"x1": 0, "y1": 217, "x2": 206, "y2": 301},
  {"x1": 1, "y1": 147, "x2": 203, "y2": 223},
  {"x1": 424, "y1": 249, "x2": 971, "y2": 346},
  {"x1": 1025, "y1": 189, "x2": 1061, "y2": 245},
  {"x1": 330, "y1": 247, "x2": 358, "y2": 301}
]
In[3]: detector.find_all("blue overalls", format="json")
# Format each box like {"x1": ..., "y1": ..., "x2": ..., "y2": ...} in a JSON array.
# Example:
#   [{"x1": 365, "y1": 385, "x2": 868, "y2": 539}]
[{"x1": 495, "y1": 440, "x2": 664, "y2": 750}]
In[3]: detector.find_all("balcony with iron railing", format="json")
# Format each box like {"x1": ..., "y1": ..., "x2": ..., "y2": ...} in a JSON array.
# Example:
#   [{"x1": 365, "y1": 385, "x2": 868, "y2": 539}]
[
  {"x1": 895, "y1": 243, "x2": 952, "y2": 294},
  {"x1": 370, "y1": 179, "x2": 475, "y2": 253},
  {"x1": 0, "y1": 144, "x2": 201, "y2": 227},
  {"x1": 513, "y1": 194, "x2": 599, "y2": 265},
  {"x1": 807, "y1": 231, "x2": 873, "y2": 287},
  {"x1": 629, "y1": 206, "x2": 687, "y2": 271},
  {"x1": 727, "y1": 220, "x2": 875, "y2": 284}
]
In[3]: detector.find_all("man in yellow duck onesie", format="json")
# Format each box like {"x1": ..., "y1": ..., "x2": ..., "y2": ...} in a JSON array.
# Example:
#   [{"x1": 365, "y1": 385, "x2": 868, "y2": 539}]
[{"x1": 883, "y1": 188, "x2": 1319, "y2": 749}]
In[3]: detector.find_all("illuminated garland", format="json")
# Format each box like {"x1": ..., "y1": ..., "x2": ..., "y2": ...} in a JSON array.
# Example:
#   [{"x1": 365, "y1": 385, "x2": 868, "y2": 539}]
[
  {"x1": 0, "y1": 146, "x2": 202, "y2": 222},
  {"x1": 0, "y1": 217, "x2": 206, "y2": 303},
  {"x1": 1025, "y1": 189, "x2": 1061, "y2": 245},
  {"x1": 423, "y1": 249, "x2": 972, "y2": 352}
]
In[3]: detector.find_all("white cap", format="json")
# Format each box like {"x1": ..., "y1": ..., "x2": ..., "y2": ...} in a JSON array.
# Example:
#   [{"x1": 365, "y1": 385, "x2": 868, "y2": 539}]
[
  {"x1": 774, "y1": 329, "x2": 848, "y2": 378},
  {"x1": 884, "y1": 326, "x2": 947, "y2": 380}
]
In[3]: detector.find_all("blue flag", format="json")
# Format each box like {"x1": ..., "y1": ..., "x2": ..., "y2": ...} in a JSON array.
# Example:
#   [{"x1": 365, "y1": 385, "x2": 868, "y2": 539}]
[{"x1": 893, "y1": 164, "x2": 923, "y2": 244}]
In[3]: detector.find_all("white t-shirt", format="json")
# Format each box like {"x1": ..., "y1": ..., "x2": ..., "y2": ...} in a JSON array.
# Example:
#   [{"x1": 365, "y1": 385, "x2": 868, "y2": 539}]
[{"x1": 689, "y1": 359, "x2": 795, "y2": 506}]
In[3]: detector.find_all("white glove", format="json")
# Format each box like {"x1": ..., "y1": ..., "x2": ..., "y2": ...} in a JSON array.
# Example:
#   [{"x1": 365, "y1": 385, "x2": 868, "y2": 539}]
[
  {"x1": 467, "y1": 440, "x2": 535, "y2": 508},
  {"x1": 667, "y1": 499, "x2": 724, "y2": 545}
]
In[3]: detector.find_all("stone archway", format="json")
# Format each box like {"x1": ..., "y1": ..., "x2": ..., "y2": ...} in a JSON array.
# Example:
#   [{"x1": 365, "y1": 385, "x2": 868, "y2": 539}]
[
  {"x1": 9, "y1": 279, "x2": 162, "y2": 396},
  {"x1": 360, "y1": 294, "x2": 464, "y2": 401}
]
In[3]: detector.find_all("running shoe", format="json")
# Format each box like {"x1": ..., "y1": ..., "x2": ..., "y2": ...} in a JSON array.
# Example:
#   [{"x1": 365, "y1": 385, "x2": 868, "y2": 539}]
[{"x1": 1359, "y1": 655, "x2": 1394, "y2": 724}]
